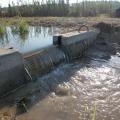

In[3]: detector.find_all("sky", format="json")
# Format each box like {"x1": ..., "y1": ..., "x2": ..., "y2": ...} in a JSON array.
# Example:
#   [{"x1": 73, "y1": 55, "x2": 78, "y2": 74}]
[
  {"x1": 0, "y1": 0, "x2": 120, "y2": 7},
  {"x1": 0, "y1": 0, "x2": 77, "y2": 7}
]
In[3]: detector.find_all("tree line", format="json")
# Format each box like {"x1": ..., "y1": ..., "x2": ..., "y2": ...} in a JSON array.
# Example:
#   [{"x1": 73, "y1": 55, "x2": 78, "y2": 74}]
[{"x1": 0, "y1": 0, "x2": 120, "y2": 17}]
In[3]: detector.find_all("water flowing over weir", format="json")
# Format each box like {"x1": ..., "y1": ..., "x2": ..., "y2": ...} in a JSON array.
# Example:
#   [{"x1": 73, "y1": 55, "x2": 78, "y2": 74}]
[
  {"x1": 24, "y1": 30, "x2": 99, "y2": 80},
  {"x1": 0, "y1": 29, "x2": 99, "y2": 96},
  {"x1": 24, "y1": 46, "x2": 66, "y2": 80},
  {"x1": 1, "y1": 23, "x2": 120, "y2": 120}
]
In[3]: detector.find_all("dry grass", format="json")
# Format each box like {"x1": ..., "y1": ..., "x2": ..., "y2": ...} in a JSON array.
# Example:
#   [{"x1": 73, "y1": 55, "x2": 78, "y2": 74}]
[{"x1": 0, "y1": 17, "x2": 120, "y2": 27}]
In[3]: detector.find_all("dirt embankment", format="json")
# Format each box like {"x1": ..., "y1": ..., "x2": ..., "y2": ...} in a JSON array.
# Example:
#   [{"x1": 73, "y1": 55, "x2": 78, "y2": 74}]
[
  {"x1": 86, "y1": 22, "x2": 120, "y2": 61},
  {"x1": 1, "y1": 17, "x2": 120, "y2": 27},
  {"x1": 0, "y1": 17, "x2": 120, "y2": 34}
]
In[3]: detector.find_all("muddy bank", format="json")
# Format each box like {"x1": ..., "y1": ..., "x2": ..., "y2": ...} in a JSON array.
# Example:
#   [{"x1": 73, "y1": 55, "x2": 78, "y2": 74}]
[
  {"x1": 1, "y1": 17, "x2": 120, "y2": 33},
  {"x1": 0, "y1": 22, "x2": 120, "y2": 120}
]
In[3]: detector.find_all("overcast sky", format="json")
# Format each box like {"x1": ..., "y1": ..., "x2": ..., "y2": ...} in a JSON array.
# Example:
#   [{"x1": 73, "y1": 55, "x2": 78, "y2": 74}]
[
  {"x1": 0, "y1": 0, "x2": 76, "y2": 7},
  {"x1": 0, "y1": 0, "x2": 119, "y2": 7}
]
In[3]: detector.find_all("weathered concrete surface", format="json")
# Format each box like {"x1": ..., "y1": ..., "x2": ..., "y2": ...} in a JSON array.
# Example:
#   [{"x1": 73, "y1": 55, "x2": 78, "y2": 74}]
[
  {"x1": 53, "y1": 30, "x2": 99, "y2": 46},
  {"x1": 0, "y1": 30, "x2": 100, "y2": 96},
  {"x1": 0, "y1": 48, "x2": 26, "y2": 96},
  {"x1": 54, "y1": 30, "x2": 99, "y2": 60},
  {"x1": 24, "y1": 46, "x2": 65, "y2": 80},
  {"x1": 24, "y1": 30, "x2": 100, "y2": 79}
]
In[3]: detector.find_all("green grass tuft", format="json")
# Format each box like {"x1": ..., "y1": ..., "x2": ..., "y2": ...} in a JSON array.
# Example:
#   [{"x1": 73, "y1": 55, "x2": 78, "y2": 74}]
[
  {"x1": 0, "y1": 26, "x2": 5, "y2": 37},
  {"x1": 0, "y1": 26, "x2": 5, "y2": 35},
  {"x1": 19, "y1": 21, "x2": 29, "y2": 34},
  {"x1": 92, "y1": 102, "x2": 96, "y2": 120},
  {"x1": 11, "y1": 20, "x2": 29, "y2": 37}
]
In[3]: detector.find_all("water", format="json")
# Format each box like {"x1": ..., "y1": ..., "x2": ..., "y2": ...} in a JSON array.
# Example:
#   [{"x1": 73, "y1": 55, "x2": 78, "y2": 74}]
[
  {"x1": 1, "y1": 52, "x2": 120, "y2": 120},
  {"x1": 0, "y1": 30, "x2": 120, "y2": 120},
  {"x1": 0, "y1": 26, "x2": 59, "y2": 54},
  {"x1": 21, "y1": 55, "x2": 120, "y2": 120}
]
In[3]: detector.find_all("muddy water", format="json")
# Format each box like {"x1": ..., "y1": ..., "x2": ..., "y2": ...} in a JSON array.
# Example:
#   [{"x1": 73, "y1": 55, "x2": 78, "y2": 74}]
[{"x1": 0, "y1": 48, "x2": 120, "y2": 120}]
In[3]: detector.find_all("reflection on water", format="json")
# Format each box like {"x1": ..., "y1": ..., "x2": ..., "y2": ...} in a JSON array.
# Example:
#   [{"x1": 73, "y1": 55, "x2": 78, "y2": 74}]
[{"x1": 0, "y1": 26, "x2": 59, "y2": 54}]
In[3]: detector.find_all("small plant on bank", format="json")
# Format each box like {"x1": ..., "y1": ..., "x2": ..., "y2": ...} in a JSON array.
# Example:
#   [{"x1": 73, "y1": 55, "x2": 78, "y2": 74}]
[
  {"x1": 11, "y1": 20, "x2": 29, "y2": 41},
  {"x1": 11, "y1": 20, "x2": 29, "y2": 34},
  {"x1": 83, "y1": 103, "x2": 96, "y2": 120},
  {"x1": 19, "y1": 21, "x2": 29, "y2": 34},
  {"x1": 92, "y1": 103, "x2": 96, "y2": 120},
  {"x1": 0, "y1": 26, "x2": 5, "y2": 37}
]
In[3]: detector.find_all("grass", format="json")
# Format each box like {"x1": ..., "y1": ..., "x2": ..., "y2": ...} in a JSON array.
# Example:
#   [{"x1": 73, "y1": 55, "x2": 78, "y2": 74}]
[
  {"x1": 0, "y1": 16, "x2": 113, "y2": 26},
  {"x1": 92, "y1": 103, "x2": 96, "y2": 120},
  {"x1": 19, "y1": 20, "x2": 29, "y2": 34},
  {"x1": 11, "y1": 19, "x2": 29, "y2": 36},
  {"x1": 84, "y1": 103, "x2": 96, "y2": 120},
  {"x1": 0, "y1": 26, "x2": 6, "y2": 37},
  {"x1": 0, "y1": 18, "x2": 29, "y2": 40},
  {"x1": 0, "y1": 16, "x2": 119, "y2": 29}
]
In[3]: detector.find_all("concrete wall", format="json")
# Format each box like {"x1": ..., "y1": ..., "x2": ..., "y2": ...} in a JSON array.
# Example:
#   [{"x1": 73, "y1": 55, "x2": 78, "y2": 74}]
[
  {"x1": 0, "y1": 30, "x2": 99, "y2": 96},
  {"x1": 24, "y1": 46, "x2": 66, "y2": 80},
  {"x1": 0, "y1": 48, "x2": 26, "y2": 96},
  {"x1": 24, "y1": 30, "x2": 99, "y2": 79},
  {"x1": 53, "y1": 30, "x2": 99, "y2": 60}
]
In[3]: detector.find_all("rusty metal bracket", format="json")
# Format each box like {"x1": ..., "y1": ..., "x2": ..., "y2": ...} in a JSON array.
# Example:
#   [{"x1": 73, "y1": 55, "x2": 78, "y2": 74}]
[{"x1": 78, "y1": 25, "x2": 89, "y2": 32}]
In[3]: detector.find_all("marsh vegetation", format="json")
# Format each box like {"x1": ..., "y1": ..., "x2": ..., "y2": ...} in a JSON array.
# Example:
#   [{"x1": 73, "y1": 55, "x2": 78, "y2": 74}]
[
  {"x1": 11, "y1": 20, "x2": 28, "y2": 33},
  {"x1": 0, "y1": 26, "x2": 5, "y2": 37}
]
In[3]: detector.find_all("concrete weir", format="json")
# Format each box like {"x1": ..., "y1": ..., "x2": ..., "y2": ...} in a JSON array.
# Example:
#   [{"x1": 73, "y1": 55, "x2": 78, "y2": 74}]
[
  {"x1": 24, "y1": 46, "x2": 66, "y2": 80},
  {"x1": 0, "y1": 49, "x2": 26, "y2": 96},
  {"x1": 53, "y1": 30, "x2": 99, "y2": 60},
  {"x1": 0, "y1": 30, "x2": 99, "y2": 96}
]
